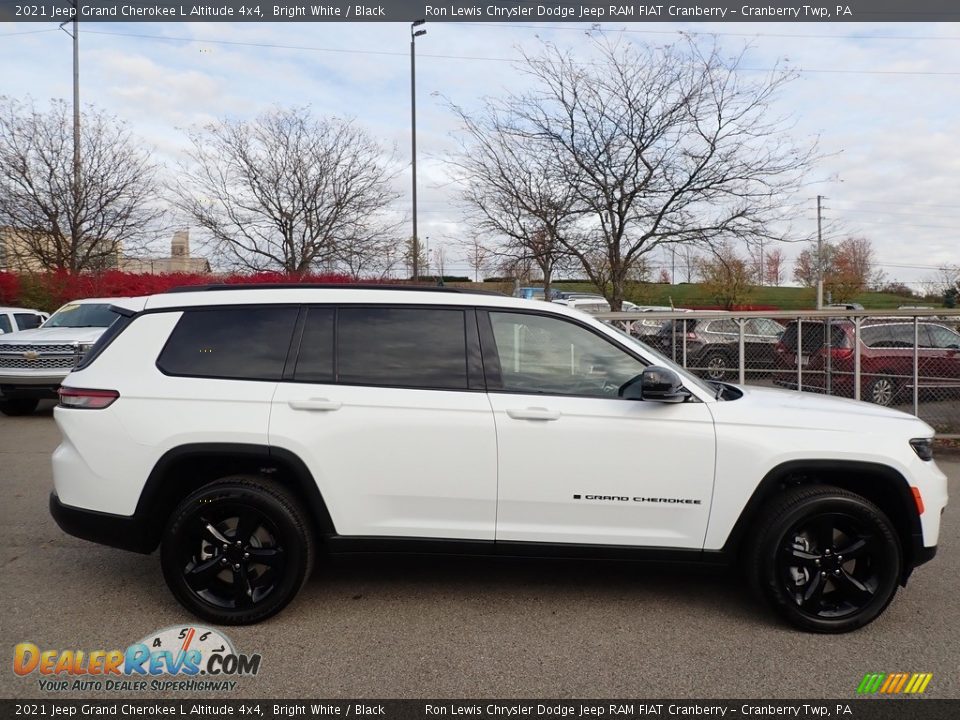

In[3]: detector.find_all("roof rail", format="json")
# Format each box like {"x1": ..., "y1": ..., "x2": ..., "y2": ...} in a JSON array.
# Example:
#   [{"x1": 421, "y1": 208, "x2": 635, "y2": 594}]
[{"x1": 163, "y1": 283, "x2": 504, "y2": 296}]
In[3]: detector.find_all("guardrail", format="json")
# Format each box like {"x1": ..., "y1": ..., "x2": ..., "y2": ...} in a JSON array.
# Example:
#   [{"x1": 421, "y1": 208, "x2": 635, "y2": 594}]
[{"x1": 595, "y1": 309, "x2": 960, "y2": 438}]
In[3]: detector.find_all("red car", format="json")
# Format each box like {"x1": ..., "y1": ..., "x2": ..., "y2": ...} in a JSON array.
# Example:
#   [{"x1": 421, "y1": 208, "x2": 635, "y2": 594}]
[{"x1": 773, "y1": 319, "x2": 960, "y2": 406}]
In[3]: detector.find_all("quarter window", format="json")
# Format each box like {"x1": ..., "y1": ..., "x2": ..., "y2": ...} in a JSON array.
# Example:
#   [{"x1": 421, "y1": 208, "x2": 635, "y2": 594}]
[
  {"x1": 157, "y1": 307, "x2": 298, "y2": 380},
  {"x1": 488, "y1": 312, "x2": 645, "y2": 397},
  {"x1": 337, "y1": 307, "x2": 468, "y2": 390}
]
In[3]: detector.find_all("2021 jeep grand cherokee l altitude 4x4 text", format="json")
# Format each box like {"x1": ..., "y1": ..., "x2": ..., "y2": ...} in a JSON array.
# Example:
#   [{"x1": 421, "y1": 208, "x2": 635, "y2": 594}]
[{"x1": 49, "y1": 285, "x2": 947, "y2": 632}]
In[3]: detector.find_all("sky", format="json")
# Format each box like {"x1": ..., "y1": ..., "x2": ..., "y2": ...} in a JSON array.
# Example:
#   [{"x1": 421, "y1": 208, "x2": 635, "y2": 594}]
[{"x1": 1, "y1": 18, "x2": 959, "y2": 291}]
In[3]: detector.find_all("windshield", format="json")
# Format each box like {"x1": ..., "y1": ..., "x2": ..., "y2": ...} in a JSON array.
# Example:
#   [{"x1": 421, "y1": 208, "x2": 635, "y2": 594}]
[
  {"x1": 603, "y1": 322, "x2": 716, "y2": 397},
  {"x1": 44, "y1": 304, "x2": 118, "y2": 329}
]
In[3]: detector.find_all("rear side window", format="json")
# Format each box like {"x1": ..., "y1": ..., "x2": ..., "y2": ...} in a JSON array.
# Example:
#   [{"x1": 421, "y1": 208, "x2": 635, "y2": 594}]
[
  {"x1": 14, "y1": 313, "x2": 42, "y2": 330},
  {"x1": 780, "y1": 322, "x2": 848, "y2": 351},
  {"x1": 158, "y1": 307, "x2": 298, "y2": 381},
  {"x1": 337, "y1": 307, "x2": 468, "y2": 389}
]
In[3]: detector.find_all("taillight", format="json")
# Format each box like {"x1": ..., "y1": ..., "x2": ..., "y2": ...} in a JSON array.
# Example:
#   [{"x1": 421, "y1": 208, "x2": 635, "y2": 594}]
[
  {"x1": 829, "y1": 347, "x2": 854, "y2": 360},
  {"x1": 775, "y1": 341, "x2": 787, "y2": 354},
  {"x1": 58, "y1": 387, "x2": 119, "y2": 409}
]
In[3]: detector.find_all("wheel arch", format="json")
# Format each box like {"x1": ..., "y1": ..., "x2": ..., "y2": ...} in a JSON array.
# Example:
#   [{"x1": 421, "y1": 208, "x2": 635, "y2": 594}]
[
  {"x1": 134, "y1": 443, "x2": 335, "y2": 553},
  {"x1": 722, "y1": 459, "x2": 923, "y2": 583}
]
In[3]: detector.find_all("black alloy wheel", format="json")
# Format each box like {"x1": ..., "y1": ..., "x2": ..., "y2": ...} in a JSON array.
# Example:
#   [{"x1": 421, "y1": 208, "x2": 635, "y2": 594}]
[
  {"x1": 748, "y1": 485, "x2": 901, "y2": 633},
  {"x1": 702, "y1": 351, "x2": 732, "y2": 381},
  {"x1": 161, "y1": 477, "x2": 314, "y2": 625}
]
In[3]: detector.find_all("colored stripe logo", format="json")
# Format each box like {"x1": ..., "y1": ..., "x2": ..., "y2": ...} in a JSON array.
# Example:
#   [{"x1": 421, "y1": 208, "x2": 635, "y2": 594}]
[{"x1": 857, "y1": 672, "x2": 933, "y2": 694}]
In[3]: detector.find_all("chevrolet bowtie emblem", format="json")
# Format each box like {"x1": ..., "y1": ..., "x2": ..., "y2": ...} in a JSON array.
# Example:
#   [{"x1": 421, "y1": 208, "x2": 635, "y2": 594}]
[{"x1": 23, "y1": 351, "x2": 40, "y2": 361}]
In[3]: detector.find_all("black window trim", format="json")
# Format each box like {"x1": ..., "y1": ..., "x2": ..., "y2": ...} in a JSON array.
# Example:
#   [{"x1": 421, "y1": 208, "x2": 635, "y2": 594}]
[{"x1": 476, "y1": 307, "x2": 655, "y2": 400}]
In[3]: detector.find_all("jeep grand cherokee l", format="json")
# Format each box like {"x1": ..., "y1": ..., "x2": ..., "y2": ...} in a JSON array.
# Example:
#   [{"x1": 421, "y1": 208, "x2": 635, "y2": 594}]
[{"x1": 49, "y1": 285, "x2": 947, "y2": 632}]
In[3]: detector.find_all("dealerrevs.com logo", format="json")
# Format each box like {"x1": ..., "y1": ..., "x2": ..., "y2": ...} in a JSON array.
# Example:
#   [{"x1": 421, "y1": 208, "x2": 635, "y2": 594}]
[{"x1": 13, "y1": 625, "x2": 261, "y2": 693}]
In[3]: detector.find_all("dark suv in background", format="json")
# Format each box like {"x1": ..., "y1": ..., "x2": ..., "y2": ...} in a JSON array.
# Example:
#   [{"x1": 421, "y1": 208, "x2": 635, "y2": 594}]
[
  {"x1": 650, "y1": 316, "x2": 785, "y2": 380},
  {"x1": 773, "y1": 319, "x2": 960, "y2": 406}
]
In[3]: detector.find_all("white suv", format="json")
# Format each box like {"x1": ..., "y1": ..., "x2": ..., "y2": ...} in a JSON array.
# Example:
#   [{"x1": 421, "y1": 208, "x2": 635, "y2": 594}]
[{"x1": 49, "y1": 285, "x2": 948, "y2": 632}]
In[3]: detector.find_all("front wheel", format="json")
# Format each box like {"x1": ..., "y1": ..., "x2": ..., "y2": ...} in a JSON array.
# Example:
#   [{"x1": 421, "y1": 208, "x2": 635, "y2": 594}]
[
  {"x1": 747, "y1": 485, "x2": 901, "y2": 633},
  {"x1": 0, "y1": 398, "x2": 39, "y2": 416},
  {"x1": 702, "y1": 352, "x2": 732, "y2": 381},
  {"x1": 161, "y1": 476, "x2": 314, "y2": 625}
]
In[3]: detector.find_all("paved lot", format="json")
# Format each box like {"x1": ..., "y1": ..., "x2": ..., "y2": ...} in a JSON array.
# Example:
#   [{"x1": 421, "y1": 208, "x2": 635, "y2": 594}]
[{"x1": 2, "y1": 408, "x2": 958, "y2": 700}]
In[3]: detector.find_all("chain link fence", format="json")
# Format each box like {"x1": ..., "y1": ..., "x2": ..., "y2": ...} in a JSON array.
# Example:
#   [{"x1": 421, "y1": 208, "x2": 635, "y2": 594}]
[{"x1": 597, "y1": 309, "x2": 960, "y2": 438}]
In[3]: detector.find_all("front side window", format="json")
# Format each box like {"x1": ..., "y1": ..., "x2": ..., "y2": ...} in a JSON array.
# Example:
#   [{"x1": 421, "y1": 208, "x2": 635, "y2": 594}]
[
  {"x1": 337, "y1": 307, "x2": 468, "y2": 390},
  {"x1": 924, "y1": 324, "x2": 960, "y2": 349},
  {"x1": 0, "y1": 315, "x2": 11, "y2": 333},
  {"x1": 157, "y1": 307, "x2": 298, "y2": 380},
  {"x1": 488, "y1": 312, "x2": 646, "y2": 397}
]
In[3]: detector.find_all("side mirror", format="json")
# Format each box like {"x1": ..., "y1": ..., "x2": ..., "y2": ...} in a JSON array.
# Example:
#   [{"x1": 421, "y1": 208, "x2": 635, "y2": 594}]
[{"x1": 620, "y1": 366, "x2": 691, "y2": 403}]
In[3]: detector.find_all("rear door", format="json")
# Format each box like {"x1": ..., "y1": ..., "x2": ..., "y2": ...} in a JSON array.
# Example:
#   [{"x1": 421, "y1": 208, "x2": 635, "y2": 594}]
[{"x1": 269, "y1": 305, "x2": 497, "y2": 540}]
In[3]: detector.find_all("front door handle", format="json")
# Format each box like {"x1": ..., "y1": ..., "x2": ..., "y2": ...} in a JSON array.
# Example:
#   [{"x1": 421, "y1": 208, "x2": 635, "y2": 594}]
[
  {"x1": 506, "y1": 407, "x2": 561, "y2": 421},
  {"x1": 288, "y1": 398, "x2": 342, "y2": 412}
]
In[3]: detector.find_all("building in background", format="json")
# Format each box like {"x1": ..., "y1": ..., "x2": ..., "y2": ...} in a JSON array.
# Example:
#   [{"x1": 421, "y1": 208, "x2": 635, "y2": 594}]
[
  {"x1": 121, "y1": 231, "x2": 211, "y2": 274},
  {"x1": 0, "y1": 227, "x2": 121, "y2": 272}
]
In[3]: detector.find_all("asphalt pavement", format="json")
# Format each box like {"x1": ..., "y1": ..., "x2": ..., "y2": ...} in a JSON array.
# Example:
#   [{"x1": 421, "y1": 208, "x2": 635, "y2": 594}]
[{"x1": 2, "y1": 406, "x2": 958, "y2": 700}]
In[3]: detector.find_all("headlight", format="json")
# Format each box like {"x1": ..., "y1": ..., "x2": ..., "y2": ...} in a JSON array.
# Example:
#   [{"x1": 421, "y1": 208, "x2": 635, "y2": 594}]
[{"x1": 910, "y1": 438, "x2": 934, "y2": 461}]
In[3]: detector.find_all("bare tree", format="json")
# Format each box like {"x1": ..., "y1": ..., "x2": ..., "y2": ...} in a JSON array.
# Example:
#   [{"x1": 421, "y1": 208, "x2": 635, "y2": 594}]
[
  {"x1": 447, "y1": 100, "x2": 577, "y2": 300},
  {"x1": 460, "y1": 235, "x2": 493, "y2": 282},
  {"x1": 175, "y1": 107, "x2": 399, "y2": 274},
  {"x1": 0, "y1": 97, "x2": 164, "y2": 272},
  {"x1": 460, "y1": 36, "x2": 816, "y2": 309}
]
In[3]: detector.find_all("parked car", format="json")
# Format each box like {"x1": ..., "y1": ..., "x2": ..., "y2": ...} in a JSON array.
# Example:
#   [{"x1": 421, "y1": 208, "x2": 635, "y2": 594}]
[
  {"x1": 824, "y1": 303, "x2": 865, "y2": 311},
  {"x1": 552, "y1": 297, "x2": 644, "y2": 314},
  {"x1": 513, "y1": 287, "x2": 551, "y2": 300},
  {"x1": 0, "y1": 298, "x2": 126, "y2": 416},
  {"x1": 773, "y1": 319, "x2": 960, "y2": 406},
  {"x1": 652, "y1": 316, "x2": 785, "y2": 380},
  {"x1": 49, "y1": 284, "x2": 945, "y2": 633},
  {"x1": 0, "y1": 307, "x2": 48, "y2": 335}
]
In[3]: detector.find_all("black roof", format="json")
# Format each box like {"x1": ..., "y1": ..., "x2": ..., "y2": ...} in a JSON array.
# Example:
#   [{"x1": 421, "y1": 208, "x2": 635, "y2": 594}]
[{"x1": 164, "y1": 283, "x2": 503, "y2": 296}]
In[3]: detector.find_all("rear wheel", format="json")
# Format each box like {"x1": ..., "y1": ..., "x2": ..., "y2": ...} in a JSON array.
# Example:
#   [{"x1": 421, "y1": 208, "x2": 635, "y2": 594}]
[
  {"x1": 865, "y1": 376, "x2": 899, "y2": 406},
  {"x1": 0, "y1": 398, "x2": 39, "y2": 416},
  {"x1": 747, "y1": 485, "x2": 901, "y2": 633},
  {"x1": 161, "y1": 476, "x2": 314, "y2": 625}
]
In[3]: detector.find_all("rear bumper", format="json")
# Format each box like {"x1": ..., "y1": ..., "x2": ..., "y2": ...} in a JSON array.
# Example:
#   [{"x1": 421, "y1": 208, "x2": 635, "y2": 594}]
[{"x1": 49, "y1": 492, "x2": 155, "y2": 554}]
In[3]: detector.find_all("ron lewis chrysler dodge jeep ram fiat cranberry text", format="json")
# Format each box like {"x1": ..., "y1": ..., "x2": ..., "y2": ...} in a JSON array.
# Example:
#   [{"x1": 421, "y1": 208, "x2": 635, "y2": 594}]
[{"x1": 49, "y1": 286, "x2": 947, "y2": 632}]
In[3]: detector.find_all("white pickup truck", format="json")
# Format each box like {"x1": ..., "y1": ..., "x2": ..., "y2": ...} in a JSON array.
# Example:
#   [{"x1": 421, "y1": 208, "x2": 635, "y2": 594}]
[{"x1": 0, "y1": 298, "x2": 125, "y2": 416}]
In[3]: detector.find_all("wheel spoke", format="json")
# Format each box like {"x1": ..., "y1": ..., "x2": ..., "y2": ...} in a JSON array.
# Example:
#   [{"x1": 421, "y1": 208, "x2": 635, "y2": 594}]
[
  {"x1": 799, "y1": 572, "x2": 826, "y2": 610},
  {"x1": 836, "y1": 569, "x2": 874, "y2": 603},
  {"x1": 200, "y1": 519, "x2": 230, "y2": 546},
  {"x1": 813, "y1": 518, "x2": 835, "y2": 553},
  {"x1": 835, "y1": 537, "x2": 870, "y2": 559},
  {"x1": 787, "y1": 548, "x2": 820, "y2": 565},
  {"x1": 234, "y1": 510, "x2": 261, "y2": 544},
  {"x1": 232, "y1": 564, "x2": 254, "y2": 608},
  {"x1": 247, "y1": 546, "x2": 284, "y2": 567},
  {"x1": 184, "y1": 556, "x2": 223, "y2": 591}
]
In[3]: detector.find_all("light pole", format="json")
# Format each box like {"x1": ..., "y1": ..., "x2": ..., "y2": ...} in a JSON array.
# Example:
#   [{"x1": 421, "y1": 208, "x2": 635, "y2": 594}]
[
  {"x1": 60, "y1": 1, "x2": 80, "y2": 200},
  {"x1": 410, "y1": 20, "x2": 426, "y2": 281},
  {"x1": 816, "y1": 194, "x2": 825, "y2": 309}
]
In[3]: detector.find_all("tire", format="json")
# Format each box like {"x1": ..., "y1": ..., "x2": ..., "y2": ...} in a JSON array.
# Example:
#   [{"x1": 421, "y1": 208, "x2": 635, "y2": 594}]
[
  {"x1": 865, "y1": 376, "x2": 899, "y2": 407},
  {"x1": 161, "y1": 476, "x2": 314, "y2": 625},
  {"x1": 702, "y1": 351, "x2": 732, "y2": 381},
  {"x1": 0, "y1": 398, "x2": 39, "y2": 416},
  {"x1": 746, "y1": 484, "x2": 902, "y2": 633}
]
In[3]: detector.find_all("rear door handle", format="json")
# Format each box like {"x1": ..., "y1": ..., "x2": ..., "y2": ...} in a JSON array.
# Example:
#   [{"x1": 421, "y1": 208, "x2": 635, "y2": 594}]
[
  {"x1": 506, "y1": 407, "x2": 561, "y2": 421},
  {"x1": 288, "y1": 398, "x2": 342, "y2": 412}
]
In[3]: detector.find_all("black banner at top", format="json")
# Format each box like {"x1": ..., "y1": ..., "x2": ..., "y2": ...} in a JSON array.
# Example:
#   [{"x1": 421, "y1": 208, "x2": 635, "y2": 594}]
[{"x1": 1, "y1": 0, "x2": 960, "y2": 23}]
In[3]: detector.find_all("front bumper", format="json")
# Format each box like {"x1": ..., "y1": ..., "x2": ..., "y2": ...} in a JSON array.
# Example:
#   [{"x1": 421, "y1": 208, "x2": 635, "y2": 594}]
[
  {"x1": 0, "y1": 370, "x2": 69, "y2": 398},
  {"x1": 49, "y1": 492, "x2": 156, "y2": 554}
]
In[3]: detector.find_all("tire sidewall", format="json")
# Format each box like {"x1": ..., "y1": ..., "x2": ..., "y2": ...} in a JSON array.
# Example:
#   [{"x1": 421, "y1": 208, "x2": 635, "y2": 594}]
[{"x1": 161, "y1": 483, "x2": 311, "y2": 625}]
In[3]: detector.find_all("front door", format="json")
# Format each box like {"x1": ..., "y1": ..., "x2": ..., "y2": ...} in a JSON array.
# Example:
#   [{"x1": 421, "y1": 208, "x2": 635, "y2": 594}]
[{"x1": 482, "y1": 310, "x2": 717, "y2": 549}]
